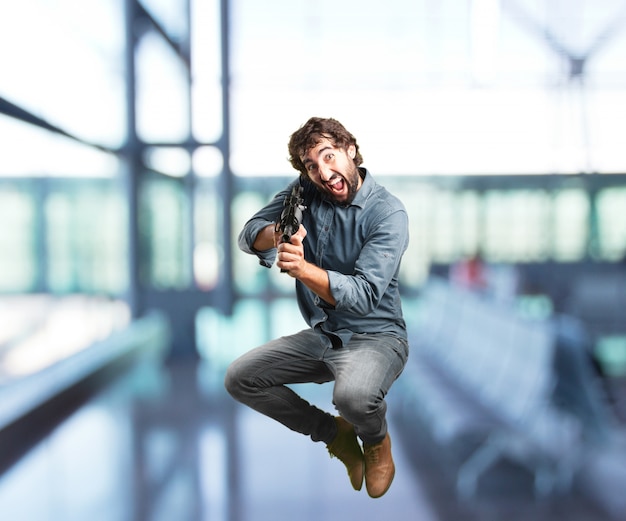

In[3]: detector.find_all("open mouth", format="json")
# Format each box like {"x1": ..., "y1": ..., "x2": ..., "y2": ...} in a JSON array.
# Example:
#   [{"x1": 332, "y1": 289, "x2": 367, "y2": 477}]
[{"x1": 326, "y1": 177, "x2": 345, "y2": 194}]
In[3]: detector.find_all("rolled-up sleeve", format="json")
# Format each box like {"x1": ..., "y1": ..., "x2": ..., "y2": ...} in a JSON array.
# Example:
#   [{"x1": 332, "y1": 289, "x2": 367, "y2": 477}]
[
  {"x1": 238, "y1": 218, "x2": 277, "y2": 268},
  {"x1": 237, "y1": 182, "x2": 298, "y2": 268}
]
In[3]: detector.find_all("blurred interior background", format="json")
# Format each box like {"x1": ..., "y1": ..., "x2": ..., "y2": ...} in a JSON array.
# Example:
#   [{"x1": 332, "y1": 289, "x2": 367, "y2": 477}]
[{"x1": 1, "y1": 0, "x2": 626, "y2": 520}]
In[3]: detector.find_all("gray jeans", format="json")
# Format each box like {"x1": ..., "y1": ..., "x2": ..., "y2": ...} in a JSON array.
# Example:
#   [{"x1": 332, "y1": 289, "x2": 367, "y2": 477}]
[{"x1": 224, "y1": 328, "x2": 408, "y2": 445}]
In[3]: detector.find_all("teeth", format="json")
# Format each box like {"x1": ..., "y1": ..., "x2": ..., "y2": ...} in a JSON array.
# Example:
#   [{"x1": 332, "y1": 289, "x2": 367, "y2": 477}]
[{"x1": 328, "y1": 178, "x2": 344, "y2": 191}]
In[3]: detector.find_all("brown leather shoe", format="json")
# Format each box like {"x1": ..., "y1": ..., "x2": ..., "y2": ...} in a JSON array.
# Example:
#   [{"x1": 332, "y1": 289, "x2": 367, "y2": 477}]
[
  {"x1": 326, "y1": 416, "x2": 365, "y2": 491},
  {"x1": 363, "y1": 433, "x2": 395, "y2": 498}
]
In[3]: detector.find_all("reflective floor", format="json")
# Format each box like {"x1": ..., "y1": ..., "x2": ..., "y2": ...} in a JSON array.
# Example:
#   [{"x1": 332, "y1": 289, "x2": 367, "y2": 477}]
[{"x1": 0, "y1": 357, "x2": 619, "y2": 521}]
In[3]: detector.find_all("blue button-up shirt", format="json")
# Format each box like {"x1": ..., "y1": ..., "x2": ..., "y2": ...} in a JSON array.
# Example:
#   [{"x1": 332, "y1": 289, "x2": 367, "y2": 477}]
[{"x1": 238, "y1": 169, "x2": 409, "y2": 348}]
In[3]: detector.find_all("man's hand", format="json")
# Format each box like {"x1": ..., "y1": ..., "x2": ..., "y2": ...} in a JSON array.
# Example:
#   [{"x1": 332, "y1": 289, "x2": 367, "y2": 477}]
[
  {"x1": 276, "y1": 224, "x2": 307, "y2": 276},
  {"x1": 276, "y1": 225, "x2": 336, "y2": 306}
]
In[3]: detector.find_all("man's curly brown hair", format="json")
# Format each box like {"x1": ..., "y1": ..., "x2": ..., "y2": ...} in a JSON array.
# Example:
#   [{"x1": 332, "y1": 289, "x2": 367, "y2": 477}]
[{"x1": 287, "y1": 117, "x2": 364, "y2": 177}]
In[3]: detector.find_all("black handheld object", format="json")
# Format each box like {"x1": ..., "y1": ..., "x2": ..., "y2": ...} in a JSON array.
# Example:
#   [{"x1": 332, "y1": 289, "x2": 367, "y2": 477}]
[{"x1": 275, "y1": 185, "x2": 307, "y2": 272}]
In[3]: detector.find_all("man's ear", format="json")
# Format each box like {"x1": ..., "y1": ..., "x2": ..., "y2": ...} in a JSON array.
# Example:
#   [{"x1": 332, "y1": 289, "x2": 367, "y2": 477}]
[{"x1": 348, "y1": 145, "x2": 356, "y2": 159}]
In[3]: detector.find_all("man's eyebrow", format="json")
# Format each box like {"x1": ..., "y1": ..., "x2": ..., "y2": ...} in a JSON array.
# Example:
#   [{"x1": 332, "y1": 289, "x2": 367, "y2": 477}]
[{"x1": 302, "y1": 145, "x2": 333, "y2": 165}]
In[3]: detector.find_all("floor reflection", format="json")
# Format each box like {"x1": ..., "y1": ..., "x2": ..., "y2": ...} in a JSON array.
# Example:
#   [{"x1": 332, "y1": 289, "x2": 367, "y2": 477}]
[
  {"x1": 0, "y1": 357, "x2": 617, "y2": 521},
  {"x1": 131, "y1": 360, "x2": 239, "y2": 521}
]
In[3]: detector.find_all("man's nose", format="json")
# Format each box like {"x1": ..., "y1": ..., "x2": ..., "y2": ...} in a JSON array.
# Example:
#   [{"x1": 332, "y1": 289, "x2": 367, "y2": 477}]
[{"x1": 318, "y1": 163, "x2": 333, "y2": 182}]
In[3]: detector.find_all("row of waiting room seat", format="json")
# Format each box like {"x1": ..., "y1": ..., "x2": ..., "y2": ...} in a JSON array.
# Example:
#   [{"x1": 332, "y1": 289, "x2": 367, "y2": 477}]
[{"x1": 395, "y1": 277, "x2": 626, "y2": 519}]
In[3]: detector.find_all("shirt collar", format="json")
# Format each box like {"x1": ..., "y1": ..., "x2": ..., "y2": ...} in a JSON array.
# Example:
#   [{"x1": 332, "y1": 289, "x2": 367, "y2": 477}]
[{"x1": 348, "y1": 168, "x2": 374, "y2": 209}]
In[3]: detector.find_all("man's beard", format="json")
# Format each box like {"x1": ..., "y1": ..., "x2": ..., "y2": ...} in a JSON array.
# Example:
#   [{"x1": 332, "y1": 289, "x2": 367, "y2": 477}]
[{"x1": 316, "y1": 167, "x2": 361, "y2": 206}]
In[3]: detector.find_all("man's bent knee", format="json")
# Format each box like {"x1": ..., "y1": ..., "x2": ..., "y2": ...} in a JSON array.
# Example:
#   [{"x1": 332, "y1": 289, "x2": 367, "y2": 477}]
[
  {"x1": 333, "y1": 386, "x2": 382, "y2": 424},
  {"x1": 223, "y1": 360, "x2": 249, "y2": 400}
]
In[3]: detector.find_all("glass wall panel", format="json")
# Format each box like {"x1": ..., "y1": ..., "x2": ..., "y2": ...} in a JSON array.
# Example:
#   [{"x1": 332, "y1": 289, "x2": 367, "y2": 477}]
[
  {"x1": 0, "y1": 188, "x2": 37, "y2": 291},
  {"x1": 191, "y1": 0, "x2": 223, "y2": 143},
  {"x1": 229, "y1": 177, "x2": 610, "y2": 295},
  {"x1": 136, "y1": 33, "x2": 190, "y2": 143},
  {"x1": 197, "y1": 297, "x2": 307, "y2": 371},
  {"x1": 140, "y1": 178, "x2": 191, "y2": 289},
  {"x1": 46, "y1": 185, "x2": 128, "y2": 294},
  {"x1": 193, "y1": 147, "x2": 223, "y2": 178},
  {"x1": 197, "y1": 300, "x2": 269, "y2": 369},
  {"x1": 144, "y1": 147, "x2": 191, "y2": 178},
  {"x1": 0, "y1": 180, "x2": 127, "y2": 295},
  {"x1": 387, "y1": 182, "x2": 438, "y2": 288},
  {"x1": 0, "y1": 0, "x2": 126, "y2": 148},
  {"x1": 483, "y1": 190, "x2": 551, "y2": 262},
  {"x1": 0, "y1": 117, "x2": 120, "y2": 179},
  {"x1": 230, "y1": 0, "x2": 626, "y2": 176},
  {"x1": 586, "y1": 89, "x2": 626, "y2": 173},
  {"x1": 231, "y1": 191, "x2": 271, "y2": 296},
  {"x1": 429, "y1": 191, "x2": 460, "y2": 262},
  {"x1": 552, "y1": 189, "x2": 589, "y2": 261},
  {"x1": 596, "y1": 187, "x2": 626, "y2": 260},
  {"x1": 141, "y1": 0, "x2": 189, "y2": 42},
  {"x1": 194, "y1": 183, "x2": 222, "y2": 290}
]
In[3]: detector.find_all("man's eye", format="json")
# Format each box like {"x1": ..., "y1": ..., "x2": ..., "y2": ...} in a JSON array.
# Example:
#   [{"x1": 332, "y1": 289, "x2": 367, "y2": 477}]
[{"x1": 325, "y1": 153, "x2": 334, "y2": 161}]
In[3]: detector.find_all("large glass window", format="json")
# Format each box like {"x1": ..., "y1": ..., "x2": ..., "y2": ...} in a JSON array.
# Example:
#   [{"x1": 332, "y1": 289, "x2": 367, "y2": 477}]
[
  {"x1": 0, "y1": 0, "x2": 126, "y2": 148},
  {"x1": 136, "y1": 33, "x2": 190, "y2": 144},
  {"x1": 191, "y1": 0, "x2": 223, "y2": 143},
  {"x1": 0, "y1": 181, "x2": 127, "y2": 294},
  {"x1": 46, "y1": 184, "x2": 128, "y2": 294},
  {"x1": 0, "y1": 187, "x2": 37, "y2": 291},
  {"x1": 141, "y1": 0, "x2": 189, "y2": 42},
  {"x1": 552, "y1": 189, "x2": 590, "y2": 261},
  {"x1": 0, "y1": 117, "x2": 120, "y2": 179},
  {"x1": 1, "y1": 0, "x2": 626, "y2": 368},
  {"x1": 596, "y1": 187, "x2": 626, "y2": 260},
  {"x1": 229, "y1": 0, "x2": 626, "y2": 177},
  {"x1": 140, "y1": 177, "x2": 191, "y2": 289},
  {"x1": 483, "y1": 190, "x2": 551, "y2": 262},
  {"x1": 229, "y1": 176, "x2": 619, "y2": 295},
  {"x1": 194, "y1": 182, "x2": 222, "y2": 290}
]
